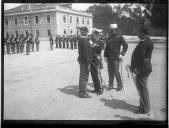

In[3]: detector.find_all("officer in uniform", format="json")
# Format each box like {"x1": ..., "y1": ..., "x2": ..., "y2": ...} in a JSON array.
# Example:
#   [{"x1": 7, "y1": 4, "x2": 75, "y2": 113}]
[
  {"x1": 69, "y1": 35, "x2": 74, "y2": 50},
  {"x1": 20, "y1": 34, "x2": 24, "y2": 53},
  {"x1": 49, "y1": 34, "x2": 54, "y2": 50},
  {"x1": 78, "y1": 27, "x2": 92, "y2": 98},
  {"x1": 31, "y1": 34, "x2": 35, "y2": 52},
  {"x1": 35, "y1": 34, "x2": 40, "y2": 51},
  {"x1": 11, "y1": 34, "x2": 16, "y2": 54},
  {"x1": 7, "y1": 34, "x2": 12, "y2": 54},
  {"x1": 104, "y1": 24, "x2": 128, "y2": 91},
  {"x1": 130, "y1": 27, "x2": 153, "y2": 114},
  {"x1": 62, "y1": 35, "x2": 66, "y2": 48},
  {"x1": 88, "y1": 28, "x2": 104, "y2": 95},
  {"x1": 16, "y1": 34, "x2": 21, "y2": 53},
  {"x1": 25, "y1": 34, "x2": 31, "y2": 55},
  {"x1": 66, "y1": 35, "x2": 70, "y2": 48},
  {"x1": 58, "y1": 35, "x2": 62, "y2": 48},
  {"x1": 55, "y1": 35, "x2": 59, "y2": 48}
]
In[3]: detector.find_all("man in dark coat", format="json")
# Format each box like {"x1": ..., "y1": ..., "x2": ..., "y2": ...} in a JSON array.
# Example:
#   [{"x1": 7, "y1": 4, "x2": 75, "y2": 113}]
[
  {"x1": 78, "y1": 27, "x2": 92, "y2": 98},
  {"x1": 104, "y1": 24, "x2": 128, "y2": 91},
  {"x1": 66, "y1": 35, "x2": 70, "y2": 48},
  {"x1": 69, "y1": 35, "x2": 74, "y2": 50},
  {"x1": 25, "y1": 34, "x2": 31, "y2": 55},
  {"x1": 62, "y1": 35, "x2": 66, "y2": 48},
  {"x1": 31, "y1": 34, "x2": 35, "y2": 52},
  {"x1": 49, "y1": 34, "x2": 54, "y2": 50},
  {"x1": 130, "y1": 28, "x2": 153, "y2": 114},
  {"x1": 55, "y1": 35, "x2": 59, "y2": 48},
  {"x1": 58, "y1": 35, "x2": 62, "y2": 48},
  {"x1": 88, "y1": 28, "x2": 104, "y2": 95},
  {"x1": 11, "y1": 34, "x2": 16, "y2": 54}
]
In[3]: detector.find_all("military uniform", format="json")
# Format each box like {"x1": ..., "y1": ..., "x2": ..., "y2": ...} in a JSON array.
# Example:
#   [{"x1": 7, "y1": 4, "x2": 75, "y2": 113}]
[
  {"x1": 104, "y1": 33, "x2": 128, "y2": 90},
  {"x1": 55, "y1": 35, "x2": 59, "y2": 48},
  {"x1": 25, "y1": 35, "x2": 31, "y2": 55},
  {"x1": 74, "y1": 35, "x2": 79, "y2": 49},
  {"x1": 49, "y1": 35, "x2": 54, "y2": 50},
  {"x1": 66, "y1": 36, "x2": 70, "y2": 48},
  {"x1": 58, "y1": 36, "x2": 62, "y2": 48},
  {"x1": 7, "y1": 36, "x2": 12, "y2": 54},
  {"x1": 31, "y1": 36, "x2": 35, "y2": 52},
  {"x1": 35, "y1": 35, "x2": 40, "y2": 51},
  {"x1": 70, "y1": 36, "x2": 74, "y2": 50},
  {"x1": 62, "y1": 36, "x2": 66, "y2": 48},
  {"x1": 131, "y1": 35, "x2": 153, "y2": 113},
  {"x1": 16, "y1": 36, "x2": 20, "y2": 53},
  {"x1": 20, "y1": 35, "x2": 25, "y2": 53},
  {"x1": 90, "y1": 39, "x2": 104, "y2": 93},
  {"x1": 11, "y1": 35, "x2": 16, "y2": 54}
]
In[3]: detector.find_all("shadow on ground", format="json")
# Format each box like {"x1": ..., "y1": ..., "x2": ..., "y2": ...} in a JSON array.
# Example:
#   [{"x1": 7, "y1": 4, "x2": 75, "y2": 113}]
[
  {"x1": 87, "y1": 83, "x2": 109, "y2": 90},
  {"x1": 115, "y1": 114, "x2": 154, "y2": 120},
  {"x1": 100, "y1": 98, "x2": 137, "y2": 112},
  {"x1": 57, "y1": 85, "x2": 79, "y2": 97}
]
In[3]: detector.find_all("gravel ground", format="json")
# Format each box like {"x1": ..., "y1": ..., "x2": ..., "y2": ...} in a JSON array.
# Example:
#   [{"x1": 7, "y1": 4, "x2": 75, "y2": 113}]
[{"x1": 3, "y1": 39, "x2": 167, "y2": 120}]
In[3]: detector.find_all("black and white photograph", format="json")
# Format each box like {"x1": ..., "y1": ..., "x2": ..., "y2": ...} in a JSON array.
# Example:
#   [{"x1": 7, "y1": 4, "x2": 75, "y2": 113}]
[{"x1": 2, "y1": 1, "x2": 167, "y2": 125}]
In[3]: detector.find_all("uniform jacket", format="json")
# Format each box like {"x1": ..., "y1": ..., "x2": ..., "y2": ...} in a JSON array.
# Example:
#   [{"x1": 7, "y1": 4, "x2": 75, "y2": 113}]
[
  {"x1": 91, "y1": 40, "x2": 104, "y2": 68},
  {"x1": 104, "y1": 33, "x2": 128, "y2": 60},
  {"x1": 77, "y1": 36, "x2": 92, "y2": 65},
  {"x1": 131, "y1": 36, "x2": 153, "y2": 76}
]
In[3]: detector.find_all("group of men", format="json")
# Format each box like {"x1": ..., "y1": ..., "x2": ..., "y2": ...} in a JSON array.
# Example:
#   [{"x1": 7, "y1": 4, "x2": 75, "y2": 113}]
[
  {"x1": 77, "y1": 23, "x2": 153, "y2": 115},
  {"x1": 48, "y1": 34, "x2": 80, "y2": 50},
  {"x1": 4, "y1": 33, "x2": 40, "y2": 55}
]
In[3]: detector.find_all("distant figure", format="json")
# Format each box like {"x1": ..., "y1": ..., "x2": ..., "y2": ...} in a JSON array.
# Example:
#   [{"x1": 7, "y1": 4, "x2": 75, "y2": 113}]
[
  {"x1": 104, "y1": 24, "x2": 128, "y2": 91},
  {"x1": 66, "y1": 35, "x2": 70, "y2": 48},
  {"x1": 49, "y1": 35, "x2": 54, "y2": 50},
  {"x1": 131, "y1": 27, "x2": 153, "y2": 114},
  {"x1": 58, "y1": 35, "x2": 62, "y2": 48},
  {"x1": 4, "y1": 33, "x2": 9, "y2": 54},
  {"x1": 25, "y1": 34, "x2": 31, "y2": 55},
  {"x1": 55, "y1": 35, "x2": 59, "y2": 48},
  {"x1": 62, "y1": 35, "x2": 66, "y2": 48},
  {"x1": 16, "y1": 34, "x2": 21, "y2": 53},
  {"x1": 35, "y1": 34, "x2": 40, "y2": 51},
  {"x1": 69, "y1": 35, "x2": 74, "y2": 50},
  {"x1": 78, "y1": 27, "x2": 92, "y2": 98},
  {"x1": 11, "y1": 34, "x2": 16, "y2": 54},
  {"x1": 31, "y1": 34, "x2": 35, "y2": 52},
  {"x1": 20, "y1": 34, "x2": 25, "y2": 53}
]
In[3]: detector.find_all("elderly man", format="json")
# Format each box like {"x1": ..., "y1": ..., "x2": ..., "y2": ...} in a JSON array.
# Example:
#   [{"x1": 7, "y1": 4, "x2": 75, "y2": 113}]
[
  {"x1": 104, "y1": 24, "x2": 128, "y2": 91},
  {"x1": 78, "y1": 27, "x2": 92, "y2": 98},
  {"x1": 130, "y1": 27, "x2": 153, "y2": 114},
  {"x1": 88, "y1": 28, "x2": 104, "y2": 95}
]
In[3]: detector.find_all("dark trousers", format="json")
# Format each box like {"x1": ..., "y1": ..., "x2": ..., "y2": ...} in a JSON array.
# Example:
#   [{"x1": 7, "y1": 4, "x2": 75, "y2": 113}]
[
  {"x1": 6, "y1": 43, "x2": 10, "y2": 54},
  {"x1": 36, "y1": 43, "x2": 39, "y2": 51},
  {"x1": 59, "y1": 42, "x2": 61, "y2": 48},
  {"x1": 50, "y1": 41, "x2": 53, "y2": 50},
  {"x1": 11, "y1": 43, "x2": 15, "y2": 54},
  {"x1": 70, "y1": 42, "x2": 73, "y2": 50},
  {"x1": 79, "y1": 61, "x2": 90, "y2": 94},
  {"x1": 63, "y1": 42, "x2": 65, "y2": 48},
  {"x1": 55, "y1": 41, "x2": 58, "y2": 48},
  {"x1": 20, "y1": 43, "x2": 24, "y2": 53},
  {"x1": 74, "y1": 41, "x2": 77, "y2": 49},
  {"x1": 66, "y1": 42, "x2": 69, "y2": 48},
  {"x1": 16, "y1": 43, "x2": 20, "y2": 53},
  {"x1": 91, "y1": 62, "x2": 103, "y2": 92},
  {"x1": 32, "y1": 43, "x2": 34, "y2": 51},
  {"x1": 136, "y1": 74, "x2": 150, "y2": 112},
  {"x1": 26, "y1": 43, "x2": 30, "y2": 55},
  {"x1": 107, "y1": 59, "x2": 122, "y2": 88}
]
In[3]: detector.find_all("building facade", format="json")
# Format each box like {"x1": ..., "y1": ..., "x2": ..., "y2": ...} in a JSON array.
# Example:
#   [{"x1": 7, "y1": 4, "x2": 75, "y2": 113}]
[{"x1": 4, "y1": 3, "x2": 93, "y2": 38}]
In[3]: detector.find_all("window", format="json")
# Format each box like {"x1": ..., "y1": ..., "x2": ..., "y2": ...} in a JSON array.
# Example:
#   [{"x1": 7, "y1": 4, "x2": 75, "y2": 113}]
[
  {"x1": 35, "y1": 16, "x2": 39, "y2": 24},
  {"x1": 70, "y1": 16, "x2": 72, "y2": 23},
  {"x1": 46, "y1": 15, "x2": 51, "y2": 23},
  {"x1": 47, "y1": 29, "x2": 51, "y2": 36},
  {"x1": 15, "y1": 31, "x2": 18, "y2": 36},
  {"x1": 64, "y1": 29, "x2": 66, "y2": 34},
  {"x1": 5, "y1": 19, "x2": 8, "y2": 26},
  {"x1": 82, "y1": 18, "x2": 84, "y2": 25},
  {"x1": 14, "y1": 18, "x2": 18, "y2": 26},
  {"x1": 87, "y1": 19, "x2": 89, "y2": 25},
  {"x1": 76, "y1": 17, "x2": 79, "y2": 24},
  {"x1": 35, "y1": 30, "x2": 39, "y2": 36},
  {"x1": 63, "y1": 15, "x2": 66, "y2": 23},
  {"x1": 25, "y1": 30, "x2": 29, "y2": 36},
  {"x1": 24, "y1": 16, "x2": 29, "y2": 25}
]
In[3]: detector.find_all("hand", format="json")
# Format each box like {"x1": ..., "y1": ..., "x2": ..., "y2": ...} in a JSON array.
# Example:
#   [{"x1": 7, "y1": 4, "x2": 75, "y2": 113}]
[
  {"x1": 133, "y1": 68, "x2": 140, "y2": 75},
  {"x1": 104, "y1": 57, "x2": 107, "y2": 62},
  {"x1": 119, "y1": 54, "x2": 123, "y2": 61}
]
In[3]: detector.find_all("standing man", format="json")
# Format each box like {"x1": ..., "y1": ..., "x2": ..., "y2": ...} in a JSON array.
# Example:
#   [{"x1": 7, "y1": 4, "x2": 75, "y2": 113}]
[
  {"x1": 130, "y1": 28, "x2": 153, "y2": 114},
  {"x1": 31, "y1": 34, "x2": 35, "y2": 52},
  {"x1": 58, "y1": 35, "x2": 62, "y2": 48},
  {"x1": 55, "y1": 35, "x2": 59, "y2": 48},
  {"x1": 35, "y1": 34, "x2": 40, "y2": 51},
  {"x1": 69, "y1": 35, "x2": 74, "y2": 50},
  {"x1": 11, "y1": 34, "x2": 16, "y2": 54},
  {"x1": 88, "y1": 28, "x2": 104, "y2": 95},
  {"x1": 78, "y1": 27, "x2": 92, "y2": 98},
  {"x1": 66, "y1": 35, "x2": 70, "y2": 48},
  {"x1": 49, "y1": 34, "x2": 54, "y2": 50},
  {"x1": 25, "y1": 34, "x2": 31, "y2": 55},
  {"x1": 104, "y1": 24, "x2": 128, "y2": 91},
  {"x1": 62, "y1": 35, "x2": 66, "y2": 48},
  {"x1": 20, "y1": 34, "x2": 25, "y2": 53}
]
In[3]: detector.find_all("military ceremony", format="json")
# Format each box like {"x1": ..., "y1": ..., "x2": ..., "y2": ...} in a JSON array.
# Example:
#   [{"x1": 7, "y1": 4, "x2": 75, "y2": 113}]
[{"x1": 3, "y1": 2, "x2": 167, "y2": 122}]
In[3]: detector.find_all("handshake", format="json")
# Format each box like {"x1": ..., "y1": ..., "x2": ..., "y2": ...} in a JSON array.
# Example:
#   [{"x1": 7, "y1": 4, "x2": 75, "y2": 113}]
[{"x1": 104, "y1": 54, "x2": 124, "y2": 62}]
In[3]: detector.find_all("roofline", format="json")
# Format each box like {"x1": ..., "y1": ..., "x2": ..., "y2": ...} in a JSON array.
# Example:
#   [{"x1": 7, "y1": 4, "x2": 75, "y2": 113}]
[{"x1": 5, "y1": 6, "x2": 93, "y2": 18}]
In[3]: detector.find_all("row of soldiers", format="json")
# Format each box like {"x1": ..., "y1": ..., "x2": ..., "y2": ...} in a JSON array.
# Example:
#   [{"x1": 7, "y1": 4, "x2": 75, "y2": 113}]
[
  {"x1": 48, "y1": 34, "x2": 80, "y2": 50},
  {"x1": 4, "y1": 33, "x2": 40, "y2": 55}
]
